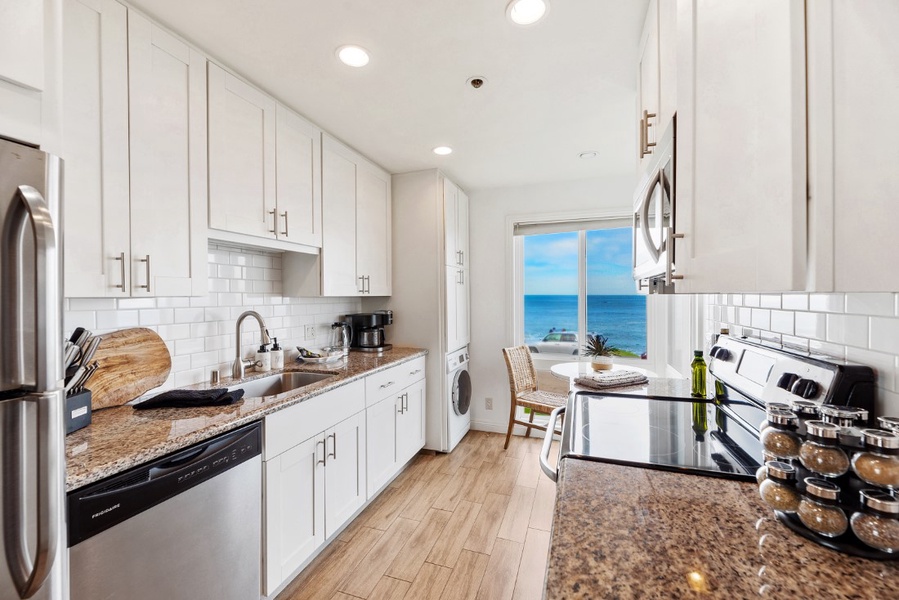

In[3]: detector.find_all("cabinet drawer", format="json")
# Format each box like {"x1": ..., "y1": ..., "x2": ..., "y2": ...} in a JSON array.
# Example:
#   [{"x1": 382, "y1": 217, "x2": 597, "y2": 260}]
[
  {"x1": 265, "y1": 379, "x2": 364, "y2": 458},
  {"x1": 365, "y1": 357, "x2": 426, "y2": 407}
]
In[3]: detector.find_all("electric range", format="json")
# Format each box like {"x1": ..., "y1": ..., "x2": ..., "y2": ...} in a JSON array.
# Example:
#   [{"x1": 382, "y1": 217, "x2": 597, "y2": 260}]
[{"x1": 541, "y1": 335, "x2": 877, "y2": 482}]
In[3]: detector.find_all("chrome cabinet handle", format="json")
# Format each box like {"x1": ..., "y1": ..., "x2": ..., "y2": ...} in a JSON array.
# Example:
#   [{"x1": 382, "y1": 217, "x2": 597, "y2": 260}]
[
  {"x1": 409, "y1": 369, "x2": 422, "y2": 376},
  {"x1": 317, "y1": 439, "x2": 326, "y2": 466},
  {"x1": 115, "y1": 251, "x2": 126, "y2": 290},
  {"x1": 358, "y1": 275, "x2": 365, "y2": 293},
  {"x1": 397, "y1": 397, "x2": 403, "y2": 414},
  {"x1": 327, "y1": 432, "x2": 336, "y2": 460},
  {"x1": 139, "y1": 255, "x2": 151, "y2": 292},
  {"x1": 380, "y1": 381, "x2": 396, "y2": 389},
  {"x1": 403, "y1": 392, "x2": 408, "y2": 413},
  {"x1": 664, "y1": 227, "x2": 685, "y2": 286},
  {"x1": 365, "y1": 275, "x2": 371, "y2": 294},
  {"x1": 461, "y1": 270, "x2": 464, "y2": 285},
  {"x1": 639, "y1": 117, "x2": 646, "y2": 159},
  {"x1": 268, "y1": 209, "x2": 276, "y2": 233},
  {"x1": 460, "y1": 250, "x2": 464, "y2": 266},
  {"x1": 281, "y1": 211, "x2": 288, "y2": 236},
  {"x1": 643, "y1": 109, "x2": 657, "y2": 156},
  {"x1": 539, "y1": 405, "x2": 566, "y2": 482}
]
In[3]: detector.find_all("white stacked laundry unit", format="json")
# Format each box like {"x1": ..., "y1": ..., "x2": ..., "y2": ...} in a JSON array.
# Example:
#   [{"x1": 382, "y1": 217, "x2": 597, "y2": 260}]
[{"x1": 365, "y1": 169, "x2": 470, "y2": 452}]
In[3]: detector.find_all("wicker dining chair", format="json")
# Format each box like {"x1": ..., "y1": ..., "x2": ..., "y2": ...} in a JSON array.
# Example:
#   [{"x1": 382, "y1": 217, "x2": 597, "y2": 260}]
[{"x1": 501, "y1": 345, "x2": 567, "y2": 450}]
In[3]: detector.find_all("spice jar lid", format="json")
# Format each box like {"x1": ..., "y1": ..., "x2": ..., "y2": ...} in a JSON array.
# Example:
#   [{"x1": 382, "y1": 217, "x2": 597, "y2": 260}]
[
  {"x1": 765, "y1": 461, "x2": 796, "y2": 483},
  {"x1": 766, "y1": 402, "x2": 792, "y2": 413},
  {"x1": 791, "y1": 400, "x2": 819, "y2": 416},
  {"x1": 766, "y1": 408, "x2": 798, "y2": 427},
  {"x1": 805, "y1": 420, "x2": 841, "y2": 440},
  {"x1": 861, "y1": 428, "x2": 899, "y2": 451},
  {"x1": 877, "y1": 416, "x2": 899, "y2": 433},
  {"x1": 804, "y1": 477, "x2": 841, "y2": 501},
  {"x1": 860, "y1": 489, "x2": 899, "y2": 516},
  {"x1": 819, "y1": 404, "x2": 869, "y2": 424}
]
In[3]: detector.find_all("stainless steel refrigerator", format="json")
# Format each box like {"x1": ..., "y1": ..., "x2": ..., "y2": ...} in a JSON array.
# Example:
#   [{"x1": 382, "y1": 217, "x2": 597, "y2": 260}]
[{"x1": 0, "y1": 137, "x2": 67, "y2": 600}]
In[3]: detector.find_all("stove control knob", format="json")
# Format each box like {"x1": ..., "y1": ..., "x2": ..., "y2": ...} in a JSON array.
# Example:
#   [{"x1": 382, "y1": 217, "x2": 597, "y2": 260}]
[
  {"x1": 776, "y1": 373, "x2": 800, "y2": 391},
  {"x1": 791, "y1": 378, "x2": 819, "y2": 399},
  {"x1": 710, "y1": 346, "x2": 731, "y2": 361}
]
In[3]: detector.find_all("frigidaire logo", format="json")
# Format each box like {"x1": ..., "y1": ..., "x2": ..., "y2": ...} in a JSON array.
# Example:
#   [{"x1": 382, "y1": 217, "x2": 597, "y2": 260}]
[{"x1": 91, "y1": 503, "x2": 120, "y2": 519}]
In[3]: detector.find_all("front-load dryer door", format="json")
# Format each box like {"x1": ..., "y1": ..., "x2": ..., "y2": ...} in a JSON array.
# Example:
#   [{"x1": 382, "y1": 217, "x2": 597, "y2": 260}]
[{"x1": 452, "y1": 369, "x2": 471, "y2": 415}]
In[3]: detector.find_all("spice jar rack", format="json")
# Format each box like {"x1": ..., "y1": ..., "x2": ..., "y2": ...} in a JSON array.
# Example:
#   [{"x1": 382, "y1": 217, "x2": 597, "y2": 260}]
[{"x1": 760, "y1": 408, "x2": 899, "y2": 560}]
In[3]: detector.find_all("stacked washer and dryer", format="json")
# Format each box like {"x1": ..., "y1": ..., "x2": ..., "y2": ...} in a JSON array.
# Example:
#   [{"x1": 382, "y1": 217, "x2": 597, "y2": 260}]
[{"x1": 366, "y1": 169, "x2": 471, "y2": 453}]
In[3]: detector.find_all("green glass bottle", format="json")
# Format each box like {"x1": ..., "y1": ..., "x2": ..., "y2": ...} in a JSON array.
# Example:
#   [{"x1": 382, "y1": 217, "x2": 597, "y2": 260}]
[
  {"x1": 692, "y1": 401, "x2": 708, "y2": 437},
  {"x1": 691, "y1": 350, "x2": 707, "y2": 398}
]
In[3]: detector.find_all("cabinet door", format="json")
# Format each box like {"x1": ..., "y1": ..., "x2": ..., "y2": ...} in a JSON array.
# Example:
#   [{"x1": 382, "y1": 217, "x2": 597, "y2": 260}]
[
  {"x1": 324, "y1": 411, "x2": 366, "y2": 538},
  {"x1": 446, "y1": 266, "x2": 460, "y2": 352},
  {"x1": 128, "y1": 12, "x2": 207, "y2": 297},
  {"x1": 657, "y1": 0, "x2": 677, "y2": 128},
  {"x1": 458, "y1": 268, "x2": 470, "y2": 348},
  {"x1": 808, "y1": 0, "x2": 899, "y2": 291},
  {"x1": 0, "y1": 0, "x2": 44, "y2": 91},
  {"x1": 208, "y1": 63, "x2": 277, "y2": 239},
  {"x1": 457, "y1": 189, "x2": 469, "y2": 269},
  {"x1": 264, "y1": 434, "x2": 325, "y2": 596},
  {"x1": 321, "y1": 136, "x2": 359, "y2": 296},
  {"x1": 365, "y1": 395, "x2": 398, "y2": 498},
  {"x1": 674, "y1": 0, "x2": 806, "y2": 292},
  {"x1": 62, "y1": 0, "x2": 131, "y2": 298},
  {"x1": 276, "y1": 105, "x2": 322, "y2": 248},
  {"x1": 397, "y1": 378, "x2": 426, "y2": 466},
  {"x1": 637, "y1": 0, "x2": 660, "y2": 171},
  {"x1": 444, "y1": 178, "x2": 459, "y2": 267},
  {"x1": 356, "y1": 161, "x2": 391, "y2": 296}
]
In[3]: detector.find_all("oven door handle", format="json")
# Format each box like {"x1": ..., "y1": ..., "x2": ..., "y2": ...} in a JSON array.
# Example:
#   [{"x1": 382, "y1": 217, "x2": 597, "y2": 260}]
[{"x1": 539, "y1": 405, "x2": 566, "y2": 482}]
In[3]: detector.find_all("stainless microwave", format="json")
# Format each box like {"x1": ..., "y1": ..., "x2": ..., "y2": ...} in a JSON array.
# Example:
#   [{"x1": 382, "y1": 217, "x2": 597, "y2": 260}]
[{"x1": 632, "y1": 118, "x2": 677, "y2": 293}]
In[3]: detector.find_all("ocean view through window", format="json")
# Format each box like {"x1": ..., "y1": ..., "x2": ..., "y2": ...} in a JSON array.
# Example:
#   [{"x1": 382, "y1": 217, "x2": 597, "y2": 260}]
[{"x1": 523, "y1": 227, "x2": 647, "y2": 359}]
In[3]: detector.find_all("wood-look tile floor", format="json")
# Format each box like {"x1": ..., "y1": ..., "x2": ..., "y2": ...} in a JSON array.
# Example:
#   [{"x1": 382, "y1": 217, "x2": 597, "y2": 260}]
[{"x1": 276, "y1": 431, "x2": 559, "y2": 600}]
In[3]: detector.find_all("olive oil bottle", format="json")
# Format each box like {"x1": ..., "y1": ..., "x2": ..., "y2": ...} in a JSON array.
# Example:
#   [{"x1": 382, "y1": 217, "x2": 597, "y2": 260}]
[{"x1": 691, "y1": 350, "x2": 707, "y2": 398}]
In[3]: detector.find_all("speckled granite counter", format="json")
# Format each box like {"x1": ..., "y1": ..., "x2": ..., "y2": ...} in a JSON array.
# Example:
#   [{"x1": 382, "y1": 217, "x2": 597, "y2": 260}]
[
  {"x1": 65, "y1": 347, "x2": 426, "y2": 492},
  {"x1": 545, "y1": 459, "x2": 899, "y2": 599}
]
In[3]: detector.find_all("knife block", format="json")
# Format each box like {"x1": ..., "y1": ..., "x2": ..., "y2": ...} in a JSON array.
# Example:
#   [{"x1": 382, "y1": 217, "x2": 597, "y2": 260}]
[{"x1": 66, "y1": 389, "x2": 92, "y2": 435}]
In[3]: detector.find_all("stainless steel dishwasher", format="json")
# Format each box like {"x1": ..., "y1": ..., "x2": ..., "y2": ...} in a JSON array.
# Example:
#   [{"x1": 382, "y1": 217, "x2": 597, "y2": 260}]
[{"x1": 68, "y1": 422, "x2": 262, "y2": 600}]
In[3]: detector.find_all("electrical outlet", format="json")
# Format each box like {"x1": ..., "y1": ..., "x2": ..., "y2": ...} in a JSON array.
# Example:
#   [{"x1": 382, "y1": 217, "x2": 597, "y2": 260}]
[
  {"x1": 304, "y1": 325, "x2": 316, "y2": 340},
  {"x1": 485, "y1": 397, "x2": 493, "y2": 410}
]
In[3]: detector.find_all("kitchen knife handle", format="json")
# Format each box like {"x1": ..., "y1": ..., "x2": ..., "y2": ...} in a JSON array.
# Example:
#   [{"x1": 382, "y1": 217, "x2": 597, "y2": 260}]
[
  {"x1": 115, "y1": 251, "x2": 126, "y2": 290},
  {"x1": 281, "y1": 211, "x2": 289, "y2": 237},
  {"x1": 539, "y1": 405, "x2": 566, "y2": 482},
  {"x1": 139, "y1": 255, "x2": 151, "y2": 292}
]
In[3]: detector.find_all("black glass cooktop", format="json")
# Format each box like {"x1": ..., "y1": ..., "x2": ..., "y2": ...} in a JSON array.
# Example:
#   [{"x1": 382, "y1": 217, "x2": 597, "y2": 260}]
[{"x1": 559, "y1": 391, "x2": 765, "y2": 481}]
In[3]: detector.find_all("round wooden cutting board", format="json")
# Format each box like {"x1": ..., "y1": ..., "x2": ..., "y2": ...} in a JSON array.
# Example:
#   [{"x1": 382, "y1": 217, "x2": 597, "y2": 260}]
[{"x1": 88, "y1": 327, "x2": 172, "y2": 410}]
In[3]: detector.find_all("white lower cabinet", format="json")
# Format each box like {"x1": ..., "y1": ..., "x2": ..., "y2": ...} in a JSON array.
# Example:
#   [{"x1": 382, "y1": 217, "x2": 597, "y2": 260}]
[
  {"x1": 366, "y1": 393, "x2": 399, "y2": 498},
  {"x1": 262, "y1": 381, "x2": 365, "y2": 596},
  {"x1": 396, "y1": 378, "x2": 426, "y2": 466}
]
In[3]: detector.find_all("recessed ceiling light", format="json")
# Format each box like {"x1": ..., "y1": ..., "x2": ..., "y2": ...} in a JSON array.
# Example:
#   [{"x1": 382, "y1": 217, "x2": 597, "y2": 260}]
[
  {"x1": 336, "y1": 45, "x2": 370, "y2": 67},
  {"x1": 433, "y1": 146, "x2": 453, "y2": 156},
  {"x1": 506, "y1": 0, "x2": 550, "y2": 26},
  {"x1": 578, "y1": 151, "x2": 599, "y2": 159}
]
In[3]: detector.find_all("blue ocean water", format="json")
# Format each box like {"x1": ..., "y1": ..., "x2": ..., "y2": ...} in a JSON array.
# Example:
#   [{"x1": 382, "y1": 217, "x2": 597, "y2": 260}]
[{"x1": 524, "y1": 295, "x2": 647, "y2": 355}]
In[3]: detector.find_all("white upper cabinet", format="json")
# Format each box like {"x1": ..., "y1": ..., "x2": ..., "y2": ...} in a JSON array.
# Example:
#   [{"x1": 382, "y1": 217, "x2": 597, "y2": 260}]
[
  {"x1": 444, "y1": 179, "x2": 469, "y2": 269},
  {"x1": 208, "y1": 63, "x2": 277, "y2": 240},
  {"x1": 0, "y1": 0, "x2": 44, "y2": 91},
  {"x1": 62, "y1": 0, "x2": 131, "y2": 298},
  {"x1": 673, "y1": 0, "x2": 807, "y2": 293},
  {"x1": 276, "y1": 105, "x2": 322, "y2": 248},
  {"x1": 637, "y1": 0, "x2": 661, "y2": 172},
  {"x1": 127, "y1": 12, "x2": 207, "y2": 297},
  {"x1": 657, "y1": 0, "x2": 677, "y2": 128},
  {"x1": 321, "y1": 133, "x2": 391, "y2": 297},
  {"x1": 446, "y1": 265, "x2": 470, "y2": 352},
  {"x1": 807, "y1": 0, "x2": 899, "y2": 292}
]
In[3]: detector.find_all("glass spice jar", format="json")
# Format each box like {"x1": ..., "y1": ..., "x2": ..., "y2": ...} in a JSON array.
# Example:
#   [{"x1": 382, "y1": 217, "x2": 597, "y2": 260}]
[
  {"x1": 851, "y1": 429, "x2": 899, "y2": 489},
  {"x1": 798, "y1": 420, "x2": 850, "y2": 477},
  {"x1": 877, "y1": 416, "x2": 899, "y2": 434},
  {"x1": 760, "y1": 409, "x2": 802, "y2": 460},
  {"x1": 797, "y1": 478, "x2": 848, "y2": 538},
  {"x1": 851, "y1": 490, "x2": 899, "y2": 553},
  {"x1": 820, "y1": 405, "x2": 869, "y2": 444},
  {"x1": 759, "y1": 403, "x2": 791, "y2": 435},
  {"x1": 759, "y1": 461, "x2": 801, "y2": 513},
  {"x1": 791, "y1": 399, "x2": 820, "y2": 435}
]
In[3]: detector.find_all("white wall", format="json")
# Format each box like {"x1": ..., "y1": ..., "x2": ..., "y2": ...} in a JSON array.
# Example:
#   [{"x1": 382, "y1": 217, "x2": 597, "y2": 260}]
[
  {"x1": 704, "y1": 292, "x2": 899, "y2": 418},
  {"x1": 467, "y1": 175, "x2": 636, "y2": 432},
  {"x1": 65, "y1": 242, "x2": 360, "y2": 397}
]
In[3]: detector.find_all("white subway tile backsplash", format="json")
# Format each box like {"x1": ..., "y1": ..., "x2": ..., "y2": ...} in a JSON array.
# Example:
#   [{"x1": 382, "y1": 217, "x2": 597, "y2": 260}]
[
  {"x1": 845, "y1": 293, "x2": 895, "y2": 317},
  {"x1": 809, "y1": 293, "x2": 845, "y2": 313},
  {"x1": 846, "y1": 347, "x2": 897, "y2": 393},
  {"x1": 743, "y1": 294, "x2": 760, "y2": 307},
  {"x1": 782, "y1": 294, "x2": 808, "y2": 311},
  {"x1": 760, "y1": 295, "x2": 781, "y2": 309},
  {"x1": 795, "y1": 312, "x2": 826, "y2": 340},
  {"x1": 870, "y1": 317, "x2": 899, "y2": 355},
  {"x1": 770, "y1": 310, "x2": 793, "y2": 335},
  {"x1": 751, "y1": 309, "x2": 771, "y2": 331},
  {"x1": 64, "y1": 243, "x2": 361, "y2": 398},
  {"x1": 826, "y1": 313, "x2": 868, "y2": 348}
]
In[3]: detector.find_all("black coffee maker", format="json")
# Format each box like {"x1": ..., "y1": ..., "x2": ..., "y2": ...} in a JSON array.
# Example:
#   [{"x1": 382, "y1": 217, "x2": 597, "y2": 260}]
[{"x1": 345, "y1": 311, "x2": 393, "y2": 352}]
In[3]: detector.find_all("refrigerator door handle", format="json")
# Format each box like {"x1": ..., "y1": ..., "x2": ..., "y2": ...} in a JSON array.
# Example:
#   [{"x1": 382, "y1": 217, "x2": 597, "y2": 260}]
[
  {"x1": 1, "y1": 183, "x2": 63, "y2": 598},
  {"x1": 2, "y1": 184, "x2": 62, "y2": 393}
]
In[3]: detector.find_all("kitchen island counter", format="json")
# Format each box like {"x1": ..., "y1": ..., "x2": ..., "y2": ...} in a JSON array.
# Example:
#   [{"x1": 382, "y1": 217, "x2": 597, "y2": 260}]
[
  {"x1": 545, "y1": 459, "x2": 899, "y2": 598},
  {"x1": 65, "y1": 347, "x2": 426, "y2": 491}
]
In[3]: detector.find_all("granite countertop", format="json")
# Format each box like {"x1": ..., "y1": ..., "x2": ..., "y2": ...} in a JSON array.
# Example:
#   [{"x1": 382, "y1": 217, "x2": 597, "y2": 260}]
[
  {"x1": 65, "y1": 346, "x2": 427, "y2": 492},
  {"x1": 545, "y1": 459, "x2": 899, "y2": 599}
]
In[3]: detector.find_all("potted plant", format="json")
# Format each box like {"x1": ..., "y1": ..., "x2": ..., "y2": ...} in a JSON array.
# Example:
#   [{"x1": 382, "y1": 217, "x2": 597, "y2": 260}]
[{"x1": 582, "y1": 334, "x2": 619, "y2": 371}]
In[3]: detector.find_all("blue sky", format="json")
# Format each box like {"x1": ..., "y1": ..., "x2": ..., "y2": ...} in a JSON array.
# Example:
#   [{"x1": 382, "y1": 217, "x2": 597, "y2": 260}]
[{"x1": 523, "y1": 228, "x2": 635, "y2": 295}]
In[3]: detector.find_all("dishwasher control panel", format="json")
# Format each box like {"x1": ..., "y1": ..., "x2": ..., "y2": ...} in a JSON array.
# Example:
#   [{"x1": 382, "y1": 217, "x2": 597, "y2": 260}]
[{"x1": 68, "y1": 422, "x2": 262, "y2": 546}]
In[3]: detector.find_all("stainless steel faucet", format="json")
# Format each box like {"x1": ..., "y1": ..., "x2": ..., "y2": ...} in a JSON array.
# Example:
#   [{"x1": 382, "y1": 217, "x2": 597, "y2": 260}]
[{"x1": 233, "y1": 310, "x2": 271, "y2": 379}]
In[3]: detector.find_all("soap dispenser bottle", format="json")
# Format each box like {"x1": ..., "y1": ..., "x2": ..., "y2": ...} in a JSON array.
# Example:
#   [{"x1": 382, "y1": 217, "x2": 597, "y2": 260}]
[
  {"x1": 271, "y1": 337, "x2": 284, "y2": 369},
  {"x1": 256, "y1": 343, "x2": 271, "y2": 372}
]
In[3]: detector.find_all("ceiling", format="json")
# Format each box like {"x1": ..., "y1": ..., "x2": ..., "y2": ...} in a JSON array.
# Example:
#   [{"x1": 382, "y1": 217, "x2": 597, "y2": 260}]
[{"x1": 129, "y1": 0, "x2": 649, "y2": 191}]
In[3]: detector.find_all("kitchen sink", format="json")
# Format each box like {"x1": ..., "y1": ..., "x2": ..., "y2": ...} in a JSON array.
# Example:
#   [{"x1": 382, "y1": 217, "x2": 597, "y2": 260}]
[{"x1": 231, "y1": 372, "x2": 335, "y2": 397}]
